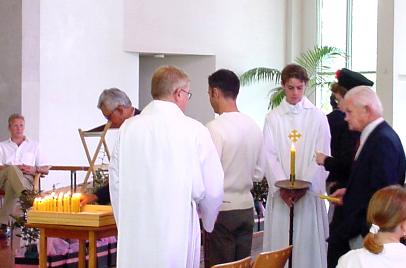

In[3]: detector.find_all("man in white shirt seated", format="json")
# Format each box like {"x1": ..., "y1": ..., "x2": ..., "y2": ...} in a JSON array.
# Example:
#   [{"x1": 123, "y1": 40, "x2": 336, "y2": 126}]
[{"x1": 0, "y1": 113, "x2": 49, "y2": 239}]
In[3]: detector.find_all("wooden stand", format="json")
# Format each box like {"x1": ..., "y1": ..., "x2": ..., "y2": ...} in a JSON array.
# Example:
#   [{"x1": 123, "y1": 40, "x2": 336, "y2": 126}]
[
  {"x1": 275, "y1": 179, "x2": 311, "y2": 268},
  {"x1": 78, "y1": 122, "x2": 111, "y2": 190},
  {"x1": 26, "y1": 223, "x2": 117, "y2": 268}
]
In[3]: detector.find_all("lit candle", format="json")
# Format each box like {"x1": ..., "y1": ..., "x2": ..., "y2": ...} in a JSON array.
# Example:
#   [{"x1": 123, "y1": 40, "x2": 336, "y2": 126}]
[
  {"x1": 71, "y1": 193, "x2": 81, "y2": 213},
  {"x1": 38, "y1": 198, "x2": 45, "y2": 211},
  {"x1": 290, "y1": 143, "x2": 296, "y2": 179},
  {"x1": 63, "y1": 192, "x2": 71, "y2": 213},
  {"x1": 50, "y1": 192, "x2": 56, "y2": 212},
  {"x1": 33, "y1": 197, "x2": 39, "y2": 211},
  {"x1": 57, "y1": 192, "x2": 64, "y2": 212},
  {"x1": 43, "y1": 196, "x2": 49, "y2": 211}
]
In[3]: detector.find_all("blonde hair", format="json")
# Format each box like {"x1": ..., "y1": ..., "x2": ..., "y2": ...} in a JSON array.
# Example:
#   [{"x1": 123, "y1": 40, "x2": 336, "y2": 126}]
[
  {"x1": 363, "y1": 185, "x2": 406, "y2": 254},
  {"x1": 151, "y1": 65, "x2": 190, "y2": 99},
  {"x1": 8, "y1": 113, "x2": 24, "y2": 126}
]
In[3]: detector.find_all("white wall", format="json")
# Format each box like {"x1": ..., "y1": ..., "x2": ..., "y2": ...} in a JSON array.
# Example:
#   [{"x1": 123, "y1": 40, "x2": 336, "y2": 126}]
[
  {"x1": 0, "y1": 0, "x2": 22, "y2": 138},
  {"x1": 26, "y1": 1, "x2": 139, "y2": 189},
  {"x1": 139, "y1": 55, "x2": 216, "y2": 124},
  {"x1": 124, "y1": 0, "x2": 286, "y2": 127},
  {"x1": 377, "y1": 0, "x2": 406, "y2": 145},
  {"x1": 393, "y1": 0, "x2": 406, "y2": 144},
  {"x1": 21, "y1": 0, "x2": 294, "y2": 190}
]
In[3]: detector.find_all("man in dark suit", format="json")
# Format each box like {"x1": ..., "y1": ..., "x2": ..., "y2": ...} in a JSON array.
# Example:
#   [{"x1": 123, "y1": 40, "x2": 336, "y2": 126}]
[{"x1": 327, "y1": 86, "x2": 406, "y2": 268}]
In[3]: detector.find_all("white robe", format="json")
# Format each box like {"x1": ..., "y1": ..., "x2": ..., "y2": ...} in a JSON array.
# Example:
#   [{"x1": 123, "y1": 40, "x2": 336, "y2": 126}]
[
  {"x1": 262, "y1": 97, "x2": 331, "y2": 268},
  {"x1": 109, "y1": 100, "x2": 224, "y2": 268}
]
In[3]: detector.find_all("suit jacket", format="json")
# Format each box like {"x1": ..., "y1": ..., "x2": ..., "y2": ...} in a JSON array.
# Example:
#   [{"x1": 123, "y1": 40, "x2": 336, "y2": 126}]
[
  {"x1": 329, "y1": 121, "x2": 406, "y2": 244},
  {"x1": 95, "y1": 184, "x2": 110, "y2": 205},
  {"x1": 325, "y1": 110, "x2": 360, "y2": 191},
  {"x1": 93, "y1": 107, "x2": 141, "y2": 205}
]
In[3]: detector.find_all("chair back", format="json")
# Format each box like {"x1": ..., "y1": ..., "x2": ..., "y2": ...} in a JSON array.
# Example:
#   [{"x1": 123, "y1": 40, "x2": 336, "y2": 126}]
[
  {"x1": 211, "y1": 256, "x2": 252, "y2": 268},
  {"x1": 252, "y1": 245, "x2": 293, "y2": 268}
]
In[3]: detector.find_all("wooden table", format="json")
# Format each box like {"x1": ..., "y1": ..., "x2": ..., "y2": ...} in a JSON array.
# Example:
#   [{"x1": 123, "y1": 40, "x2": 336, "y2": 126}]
[{"x1": 26, "y1": 223, "x2": 117, "y2": 268}]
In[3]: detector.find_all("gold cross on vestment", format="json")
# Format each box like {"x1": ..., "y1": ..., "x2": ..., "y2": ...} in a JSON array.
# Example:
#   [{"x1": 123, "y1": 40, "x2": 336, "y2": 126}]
[{"x1": 288, "y1": 129, "x2": 301, "y2": 143}]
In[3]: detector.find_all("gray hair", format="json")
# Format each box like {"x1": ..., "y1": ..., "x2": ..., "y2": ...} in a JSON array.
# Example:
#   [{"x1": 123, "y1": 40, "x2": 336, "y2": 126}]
[
  {"x1": 8, "y1": 113, "x2": 24, "y2": 126},
  {"x1": 97, "y1": 88, "x2": 132, "y2": 111},
  {"x1": 344, "y1": 86, "x2": 383, "y2": 116}
]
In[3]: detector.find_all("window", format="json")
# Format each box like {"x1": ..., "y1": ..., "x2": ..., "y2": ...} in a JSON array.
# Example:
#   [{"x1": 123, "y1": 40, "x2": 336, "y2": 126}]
[{"x1": 317, "y1": 0, "x2": 378, "y2": 112}]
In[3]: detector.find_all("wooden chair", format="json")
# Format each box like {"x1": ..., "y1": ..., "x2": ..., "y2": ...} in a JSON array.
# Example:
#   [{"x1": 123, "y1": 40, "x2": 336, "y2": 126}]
[
  {"x1": 252, "y1": 245, "x2": 293, "y2": 268},
  {"x1": 211, "y1": 257, "x2": 252, "y2": 268}
]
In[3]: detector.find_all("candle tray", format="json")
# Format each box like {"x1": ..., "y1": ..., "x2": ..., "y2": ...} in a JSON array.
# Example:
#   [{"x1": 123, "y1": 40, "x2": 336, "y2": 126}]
[{"x1": 27, "y1": 205, "x2": 115, "y2": 227}]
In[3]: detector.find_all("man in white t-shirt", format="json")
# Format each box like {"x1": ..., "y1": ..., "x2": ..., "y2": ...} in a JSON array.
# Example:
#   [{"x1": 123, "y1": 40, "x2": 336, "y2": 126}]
[
  {"x1": 0, "y1": 114, "x2": 49, "y2": 238},
  {"x1": 204, "y1": 69, "x2": 264, "y2": 267}
]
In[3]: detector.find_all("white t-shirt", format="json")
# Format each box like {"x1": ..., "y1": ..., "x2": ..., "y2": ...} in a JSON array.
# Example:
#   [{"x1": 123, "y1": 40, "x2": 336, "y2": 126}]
[
  {"x1": 0, "y1": 137, "x2": 47, "y2": 166},
  {"x1": 337, "y1": 243, "x2": 406, "y2": 268},
  {"x1": 206, "y1": 112, "x2": 264, "y2": 211}
]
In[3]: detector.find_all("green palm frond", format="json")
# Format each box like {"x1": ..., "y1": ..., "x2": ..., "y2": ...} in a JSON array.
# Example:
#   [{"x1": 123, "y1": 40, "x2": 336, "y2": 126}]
[
  {"x1": 240, "y1": 68, "x2": 281, "y2": 86},
  {"x1": 240, "y1": 45, "x2": 345, "y2": 109},
  {"x1": 295, "y1": 46, "x2": 344, "y2": 75},
  {"x1": 269, "y1": 88, "x2": 284, "y2": 109}
]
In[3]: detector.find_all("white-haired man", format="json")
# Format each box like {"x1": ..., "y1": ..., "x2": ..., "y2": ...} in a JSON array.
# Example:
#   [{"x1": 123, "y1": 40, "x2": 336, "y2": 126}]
[
  {"x1": 328, "y1": 86, "x2": 406, "y2": 267},
  {"x1": 109, "y1": 65, "x2": 224, "y2": 268}
]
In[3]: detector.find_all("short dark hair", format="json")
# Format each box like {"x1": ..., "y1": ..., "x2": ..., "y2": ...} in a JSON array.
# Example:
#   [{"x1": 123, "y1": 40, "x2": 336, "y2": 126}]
[
  {"x1": 281, "y1": 64, "x2": 309, "y2": 85},
  {"x1": 208, "y1": 69, "x2": 240, "y2": 99}
]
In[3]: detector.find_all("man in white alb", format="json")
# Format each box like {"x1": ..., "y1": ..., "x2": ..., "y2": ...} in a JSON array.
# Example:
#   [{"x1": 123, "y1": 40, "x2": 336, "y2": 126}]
[
  {"x1": 0, "y1": 114, "x2": 49, "y2": 239},
  {"x1": 109, "y1": 65, "x2": 224, "y2": 268},
  {"x1": 204, "y1": 69, "x2": 264, "y2": 267},
  {"x1": 262, "y1": 64, "x2": 331, "y2": 268}
]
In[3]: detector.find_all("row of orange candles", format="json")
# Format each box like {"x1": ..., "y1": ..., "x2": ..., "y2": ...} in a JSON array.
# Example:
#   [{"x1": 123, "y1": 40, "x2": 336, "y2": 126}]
[{"x1": 32, "y1": 192, "x2": 82, "y2": 213}]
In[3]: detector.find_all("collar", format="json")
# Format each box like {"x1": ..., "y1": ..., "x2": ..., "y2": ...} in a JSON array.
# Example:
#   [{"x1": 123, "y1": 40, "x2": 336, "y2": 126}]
[
  {"x1": 354, "y1": 117, "x2": 384, "y2": 160},
  {"x1": 142, "y1": 100, "x2": 184, "y2": 117},
  {"x1": 360, "y1": 117, "x2": 384, "y2": 145},
  {"x1": 8, "y1": 136, "x2": 29, "y2": 144},
  {"x1": 279, "y1": 96, "x2": 314, "y2": 114}
]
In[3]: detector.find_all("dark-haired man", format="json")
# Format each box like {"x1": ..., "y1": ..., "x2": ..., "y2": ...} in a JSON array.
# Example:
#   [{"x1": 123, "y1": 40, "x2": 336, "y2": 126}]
[{"x1": 204, "y1": 69, "x2": 264, "y2": 267}]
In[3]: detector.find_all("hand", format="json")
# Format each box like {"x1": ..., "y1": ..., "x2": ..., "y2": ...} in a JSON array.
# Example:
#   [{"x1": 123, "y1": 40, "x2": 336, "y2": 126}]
[
  {"x1": 315, "y1": 151, "x2": 328, "y2": 166},
  {"x1": 330, "y1": 188, "x2": 347, "y2": 206},
  {"x1": 36, "y1": 166, "x2": 51, "y2": 175},
  {"x1": 280, "y1": 188, "x2": 307, "y2": 207},
  {"x1": 80, "y1": 193, "x2": 98, "y2": 206},
  {"x1": 17, "y1": 164, "x2": 36, "y2": 175}
]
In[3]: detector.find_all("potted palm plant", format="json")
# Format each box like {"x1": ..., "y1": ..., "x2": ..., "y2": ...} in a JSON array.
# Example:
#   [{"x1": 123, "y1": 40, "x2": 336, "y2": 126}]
[{"x1": 240, "y1": 46, "x2": 345, "y2": 109}]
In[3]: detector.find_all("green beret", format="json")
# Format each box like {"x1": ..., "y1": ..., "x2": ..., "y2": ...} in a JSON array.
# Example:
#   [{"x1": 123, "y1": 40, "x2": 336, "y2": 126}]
[{"x1": 336, "y1": 68, "x2": 374, "y2": 90}]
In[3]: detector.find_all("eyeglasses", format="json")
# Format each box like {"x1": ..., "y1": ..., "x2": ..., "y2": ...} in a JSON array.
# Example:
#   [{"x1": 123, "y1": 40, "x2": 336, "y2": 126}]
[{"x1": 180, "y1": 89, "x2": 192, "y2": 100}]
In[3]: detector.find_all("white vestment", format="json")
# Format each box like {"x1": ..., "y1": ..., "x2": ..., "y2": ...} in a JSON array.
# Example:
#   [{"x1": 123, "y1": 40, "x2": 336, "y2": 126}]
[
  {"x1": 262, "y1": 97, "x2": 331, "y2": 268},
  {"x1": 109, "y1": 100, "x2": 224, "y2": 268}
]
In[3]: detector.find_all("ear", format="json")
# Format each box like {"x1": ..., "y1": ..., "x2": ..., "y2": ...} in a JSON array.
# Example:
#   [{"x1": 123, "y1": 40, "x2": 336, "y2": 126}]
[
  {"x1": 212, "y1": 87, "x2": 221, "y2": 98},
  {"x1": 116, "y1": 106, "x2": 125, "y2": 115},
  {"x1": 173, "y1": 88, "x2": 182, "y2": 102},
  {"x1": 400, "y1": 218, "x2": 406, "y2": 233},
  {"x1": 364, "y1": 105, "x2": 371, "y2": 114}
]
